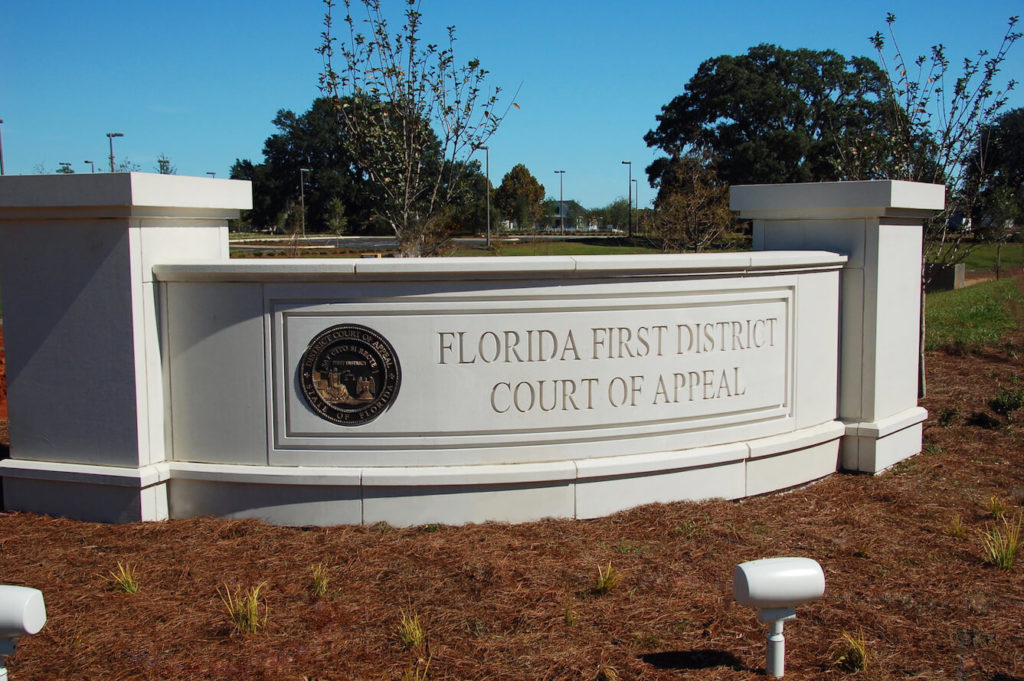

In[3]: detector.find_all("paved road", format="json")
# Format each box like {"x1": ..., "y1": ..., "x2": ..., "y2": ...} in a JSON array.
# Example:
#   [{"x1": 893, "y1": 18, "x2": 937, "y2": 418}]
[{"x1": 229, "y1": 233, "x2": 625, "y2": 252}]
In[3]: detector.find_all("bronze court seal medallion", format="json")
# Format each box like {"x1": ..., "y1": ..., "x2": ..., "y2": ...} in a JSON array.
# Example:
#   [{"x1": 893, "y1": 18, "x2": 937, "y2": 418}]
[{"x1": 299, "y1": 324, "x2": 401, "y2": 426}]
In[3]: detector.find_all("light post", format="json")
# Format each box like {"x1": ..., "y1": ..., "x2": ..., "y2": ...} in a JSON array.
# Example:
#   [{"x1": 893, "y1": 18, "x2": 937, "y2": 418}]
[
  {"x1": 477, "y1": 146, "x2": 491, "y2": 247},
  {"x1": 632, "y1": 178, "x2": 639, "y2": 234},
  {"x1": 621, "y1": 160, "x2": 632, "y2": 237},
  {"x1": 554, "y1": 170, "x2": 565, "y2": 235},
  {"x1": 84, "y1": 160, "x2": 95, "y2": 173},
  {"x1": 106, "y1": 132, "x2": 124, "y2": 172},
  {"x1": 299, "y1": 168, "x2": 312, "y2": 238},
  {"x1": 206, "y1": 172, "x2": 216, "y2": 178},
  {"x1": 0, "y1": 118, "x2": 5, "y2": 176}
]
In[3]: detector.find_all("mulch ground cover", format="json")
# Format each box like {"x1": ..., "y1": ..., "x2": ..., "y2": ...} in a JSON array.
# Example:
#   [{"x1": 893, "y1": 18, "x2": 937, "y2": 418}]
[{"x1": 0, "y1": 326, "x2": 1023, "y2": 680}]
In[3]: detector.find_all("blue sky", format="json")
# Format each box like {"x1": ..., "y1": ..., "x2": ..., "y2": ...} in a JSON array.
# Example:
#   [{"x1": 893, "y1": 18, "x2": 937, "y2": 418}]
[{"x1": 2, "y1": 1, "x2": 1021, "y2": 209}]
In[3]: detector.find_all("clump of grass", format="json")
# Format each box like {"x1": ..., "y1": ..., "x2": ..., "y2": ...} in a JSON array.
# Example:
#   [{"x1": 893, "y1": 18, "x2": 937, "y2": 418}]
[
  {"x1": 218, "y1": 582, "x2": 268, "y2": 634},
  {"x1": 596, "y1": 665, "x2": 620, "y2": 681},
  {"x1": 945, "y1": 515, "x2": 968, "y2": 539},
  {"x1": 109, "y1": 561, "x2": 139, "y2": 594},
  {"x1": 989, "y1": 387, "x2": 1024, "y2": 417},
  {"x1": 986, "y1": 495, "x2": 1011, "y2": 519},
  {"x1": 591, "y1": 562, "x2": 623, "y2": 595},
  {"x1": 981, "y1": 514, "x2": 1023, "y2": 569},
  {"x1": 938, "y1": 408, "x2": 959, "y2": 428},
  {"x1": 401, "y1": 655, "x2": 431, "y2": 681},
  {"x1": 563, "y1": 596, "x2": 578, "y2": 627},
  {"x1": 310, "y1": 563, "x2": 329, "y2": 597},
  {"x1": 833, "y1": 630, "x2": 869, "y2": 672},
  {"x1": 397, "y1": 610, "x2": 426, "y2": 649}
]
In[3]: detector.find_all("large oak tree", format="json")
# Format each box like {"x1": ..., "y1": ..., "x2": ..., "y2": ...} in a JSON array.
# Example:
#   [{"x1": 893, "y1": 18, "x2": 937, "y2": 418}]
[{"x1": 644, "y1": 44, "x2": 895, "y2": 188}]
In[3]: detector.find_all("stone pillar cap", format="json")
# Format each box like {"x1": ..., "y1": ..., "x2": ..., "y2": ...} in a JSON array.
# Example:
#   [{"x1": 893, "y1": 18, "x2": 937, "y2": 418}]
[{"x1": 731, "y1": 180, "x2": 945, "y2": 220}]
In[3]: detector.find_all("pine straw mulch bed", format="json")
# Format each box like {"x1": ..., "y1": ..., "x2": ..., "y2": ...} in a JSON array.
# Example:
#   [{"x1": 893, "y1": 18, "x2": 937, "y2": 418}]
[{"x1": 0, "y1": 331, "x2": 1023, "y2": 680}]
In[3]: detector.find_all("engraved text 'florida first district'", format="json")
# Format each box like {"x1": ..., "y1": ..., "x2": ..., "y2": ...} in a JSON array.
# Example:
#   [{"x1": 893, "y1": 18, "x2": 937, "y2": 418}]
[{"x1": 299, "y1": 324, "x2": 401, "y2": 426}]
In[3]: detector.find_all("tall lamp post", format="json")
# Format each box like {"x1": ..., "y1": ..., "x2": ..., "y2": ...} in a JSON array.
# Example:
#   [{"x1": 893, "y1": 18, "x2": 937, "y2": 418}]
[
  {"x1": 621, "y1": 160, "x2": 632, "y2": 237},
  {"x1": 632, "y1": 178, "x2": 639, "y2": 234},
  {"x1": 554, "y1": 170, "x2": 565, "y2": 235},
  {"x1": 299, "y1": 168, "x2": 312, "y2": 238},
  {"x1": 0, "y1": 118, "x2": 5, "y2": 176},
  {"x1": 106, "y1": 132, "x2": 124, "y2": 172},
  {"x1": 478, "y1": 146, "x2": 491, "y2": 247},
  {"x1": 206, "y1": 172, "x2": 216, "y2": 178},
  {"x1": 84, "y1": 160, "x2": 95, "y2": 173}
]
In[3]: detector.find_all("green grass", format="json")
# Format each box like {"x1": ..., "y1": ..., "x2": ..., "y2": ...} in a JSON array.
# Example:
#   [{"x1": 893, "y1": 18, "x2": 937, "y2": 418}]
[
  {"x1": 925, "y1": 277, "x2": 1024, "y2": 351},
  {"x1": 960, "y1": 243, "x2": 1024, "y2": 272}
]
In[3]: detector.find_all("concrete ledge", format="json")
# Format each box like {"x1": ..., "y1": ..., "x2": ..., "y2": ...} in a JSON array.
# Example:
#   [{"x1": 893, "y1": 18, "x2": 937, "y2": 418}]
[
  {"x1": 152, "y1": 251, "x2": 846, "y2": 282},
  {"x1": 0, "y1": 459, "x2": 170, "y2": 488},
  {"x1": 0, "y1": 422, "x2": 845, "y2": 525},
  {"x1": 844, "y1": 406, "x2": 928, "y2": 439},
  {"x1": 841, "y1": 407, "x2": 928, "y2": 473}
]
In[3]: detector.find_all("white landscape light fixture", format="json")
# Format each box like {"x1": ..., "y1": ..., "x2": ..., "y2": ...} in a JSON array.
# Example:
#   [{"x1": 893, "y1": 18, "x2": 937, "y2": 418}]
[
  {"x1": 0, "y1": 586, "x2": 46, "y2": 680},
  {"x1": 733, "y1": 557, "x2": 825, "y2": 678}
]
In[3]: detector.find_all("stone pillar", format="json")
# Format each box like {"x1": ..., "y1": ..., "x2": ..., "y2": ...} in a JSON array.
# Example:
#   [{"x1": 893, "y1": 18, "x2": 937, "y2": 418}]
[
  {"x1": 731, "y1": 180, "x2": 944, "y2": 473},
  {"x1": 0, "y1": 173, "x2": 250, "y2": 521}
]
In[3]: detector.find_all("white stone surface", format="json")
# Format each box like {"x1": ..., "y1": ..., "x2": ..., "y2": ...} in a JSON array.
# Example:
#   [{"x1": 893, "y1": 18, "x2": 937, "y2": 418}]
[
  {"x1": 0, "y1": 175, "x2": 937, "y2": 525},
  {"x1": 734, "y1": 180, "x2": 943, "y2": 474},
  {"x1": 0, "y1": 174, "x2": 249, "y2": 520}
]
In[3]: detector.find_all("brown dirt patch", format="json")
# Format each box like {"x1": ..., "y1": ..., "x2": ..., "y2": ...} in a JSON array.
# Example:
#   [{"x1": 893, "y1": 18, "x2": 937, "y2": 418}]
[{"x1": 0, "y1": 332, "x2": 1023, "y2": 679}]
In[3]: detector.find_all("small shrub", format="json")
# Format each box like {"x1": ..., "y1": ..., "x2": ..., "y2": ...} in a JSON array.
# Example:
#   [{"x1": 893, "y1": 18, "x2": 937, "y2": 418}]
[
  {"x1": 397, "y1": 610, "x2": 426, "y2": 649},
  {"x1": 218, "y1": 582, "x2": 268, "y2": 634},
  {"x1": 989, "y1": 387, "x2": 1024, "y2": 417},
  {"x1": 981, "y1": 514, "x2": 1023, "y2": 569},
  {"x1": 945, "y1": 515, "x2": 968, "y2": 539},
  {"x1": 110, "y1": 562, "x2": 139, "y2": 594},
  {"x1": 592, "y1": 563, "x2": 623, "y2": 595},
  {"x1": 833, "y1": 630, "x2": 869, "y2": 672},
  {"x1": 310, "y1": 563, "x2": 329, "y2": 597}
]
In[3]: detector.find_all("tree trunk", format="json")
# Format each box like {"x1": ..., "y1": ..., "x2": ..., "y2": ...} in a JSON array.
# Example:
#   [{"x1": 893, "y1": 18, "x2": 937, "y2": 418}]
[{"x1": 996, "y1": 241, "x2": 1003, "y2": 279}]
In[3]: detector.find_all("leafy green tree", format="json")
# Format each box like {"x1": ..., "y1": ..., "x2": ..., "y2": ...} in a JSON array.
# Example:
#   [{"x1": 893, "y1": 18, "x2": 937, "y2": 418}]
[
  {"x1": 317, "y1": 0, "x2": 512, "y2": 256},
  {"x1": 231, "y1": 98, "x2": 373, "y2": 234},
  {"x1": 644, "y1": 44, "x2": 894, "y2": 187},
  {"x1": 970, "y1": 107, "x2": 1024, "y2": 228},
  {"x1": 969, "y1": 107, "x2": 1024, "y2": 276},
  {"x1": 155, "y1": 155, "x2": 177, "y2": 175},
  {"x1": 494, "y1": 164, "x2": 545, "y2": 230},
  {"x1": 591, "y1": 198, "x2": 629, "y2": 231}
]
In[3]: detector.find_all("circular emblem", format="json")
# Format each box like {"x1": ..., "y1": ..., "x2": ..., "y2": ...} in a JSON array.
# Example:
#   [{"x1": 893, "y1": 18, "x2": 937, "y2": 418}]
[{"x1": 299, "y1": 324, "x2": 401, "y2": 426}]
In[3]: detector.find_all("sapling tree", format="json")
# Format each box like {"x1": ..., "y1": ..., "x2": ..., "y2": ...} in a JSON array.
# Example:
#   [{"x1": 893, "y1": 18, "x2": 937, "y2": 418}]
[
  {"x1": 870, "y1": 13, "x2": 1020, "y2": 270},
  {"x1": 870, "y1": 14, "x2": 1020, "y2": 396},
  {"x1": 317, "y1": 0, "x2": 513, "y2": 256}
]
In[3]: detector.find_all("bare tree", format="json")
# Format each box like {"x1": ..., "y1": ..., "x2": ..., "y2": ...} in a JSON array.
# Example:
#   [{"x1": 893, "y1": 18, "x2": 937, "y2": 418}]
[{"x1": 317, "y1": 0, "x2": 515, "y2": 256}]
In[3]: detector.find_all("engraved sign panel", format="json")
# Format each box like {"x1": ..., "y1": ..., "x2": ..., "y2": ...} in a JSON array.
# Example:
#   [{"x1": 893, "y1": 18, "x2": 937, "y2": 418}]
[{"x1": 271, "y1": 282, "x2": 795, "y2": 465}]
